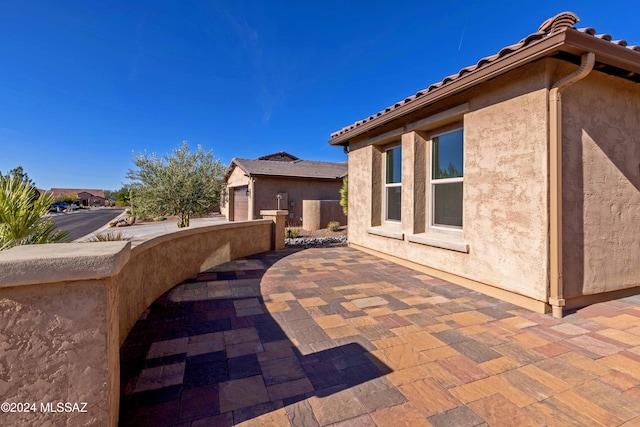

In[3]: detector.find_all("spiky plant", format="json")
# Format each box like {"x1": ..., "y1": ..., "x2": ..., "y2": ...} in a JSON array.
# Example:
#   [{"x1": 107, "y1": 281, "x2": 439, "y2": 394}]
[
  {"x1": 339, "y1": 176, "x2": 348, "y2": 216},
  {"x1": 0, "y1": 177, "x2": 68, "y2": 250},
  {"x1": 85, "y1": 231, "x2": 130, "y2": 242}
]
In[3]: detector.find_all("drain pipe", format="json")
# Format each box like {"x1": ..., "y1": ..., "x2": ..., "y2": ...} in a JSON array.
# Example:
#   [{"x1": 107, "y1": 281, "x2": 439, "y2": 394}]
[{"x1": 548, "y1": 52, "x2": 595, "y2": 318}]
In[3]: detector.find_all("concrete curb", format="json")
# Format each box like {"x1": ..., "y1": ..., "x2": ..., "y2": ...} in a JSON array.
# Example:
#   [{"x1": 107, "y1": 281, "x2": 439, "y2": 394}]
[{"x1": 74, "y1": 210, "x2": 130, "y2": 242}]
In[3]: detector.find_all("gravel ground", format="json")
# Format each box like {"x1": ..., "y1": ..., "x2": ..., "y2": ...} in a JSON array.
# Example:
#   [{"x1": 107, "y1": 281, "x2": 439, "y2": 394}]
[{"x1": 285, "y1": 225, "x2": 348, "y2": 248}]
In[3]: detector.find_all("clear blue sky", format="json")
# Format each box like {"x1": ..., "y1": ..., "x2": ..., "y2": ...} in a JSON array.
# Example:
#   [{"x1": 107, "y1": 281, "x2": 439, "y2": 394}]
[{"x1": 1, "y1": 1, "x2": 638, "y2": 191}]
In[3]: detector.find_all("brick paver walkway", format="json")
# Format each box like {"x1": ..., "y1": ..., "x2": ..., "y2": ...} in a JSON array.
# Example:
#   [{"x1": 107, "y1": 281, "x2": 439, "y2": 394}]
[{"x1": 119, "y1": 247, "x2": 640, "y2": 426}]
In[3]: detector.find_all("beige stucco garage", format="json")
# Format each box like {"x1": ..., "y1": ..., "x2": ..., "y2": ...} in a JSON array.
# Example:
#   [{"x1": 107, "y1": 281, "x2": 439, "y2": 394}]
[{"x1": 223, "y1": 152, "x2": 347, "y2": 225}]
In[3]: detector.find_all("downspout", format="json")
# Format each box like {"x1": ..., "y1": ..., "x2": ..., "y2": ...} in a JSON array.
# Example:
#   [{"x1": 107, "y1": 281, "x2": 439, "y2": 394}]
[
  {"x1": 248, "y1": 176, "x2": 256, "y2": 220},
  {"x1": 548, "y1": 52, "x2": 595, "y2": 318}
]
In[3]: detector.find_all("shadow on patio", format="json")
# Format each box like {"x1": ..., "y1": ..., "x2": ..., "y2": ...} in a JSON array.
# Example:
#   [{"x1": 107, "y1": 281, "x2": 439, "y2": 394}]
[
  {"x1": 120, "y1": 247, "x2": 640, "y2": 426},
  {"x1": 119, "y1": 248, "x2": 394, "y2": 426}
]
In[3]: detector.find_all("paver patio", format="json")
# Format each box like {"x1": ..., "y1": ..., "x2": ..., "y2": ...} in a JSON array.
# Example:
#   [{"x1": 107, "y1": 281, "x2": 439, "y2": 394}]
[{"x1": 119, "y1": 247, "x2": 640, "y2": 426}]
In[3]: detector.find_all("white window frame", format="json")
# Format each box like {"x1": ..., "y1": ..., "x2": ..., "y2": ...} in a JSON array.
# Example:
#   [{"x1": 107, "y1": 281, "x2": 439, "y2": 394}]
[
  {"x1": 384, "y1": 144, "x2": 402, "y2": 223},
  {"x1": 430, "y1": 128, "x2": 463, "y2": 230}
]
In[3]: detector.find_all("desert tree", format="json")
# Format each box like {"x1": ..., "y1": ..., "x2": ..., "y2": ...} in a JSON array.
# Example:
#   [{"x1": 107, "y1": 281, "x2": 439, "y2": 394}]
[{"x1": 127, "y1": 142, "x2": 226, "y2": 228}]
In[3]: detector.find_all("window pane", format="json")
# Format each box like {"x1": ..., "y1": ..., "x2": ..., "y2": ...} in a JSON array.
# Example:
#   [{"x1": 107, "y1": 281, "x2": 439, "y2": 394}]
[
  {"x1": 432, "y1": 129, "x2": 463, "y2": 179},
  {"x1": 386, "y1": 146, "x2": 402, "y2": 184},
  {"x1": 433, "y1": 182, "x2": 463, "y2": 227},
  {"x1": 386, "y1": 186, "x2": 401, "y2": 221}
]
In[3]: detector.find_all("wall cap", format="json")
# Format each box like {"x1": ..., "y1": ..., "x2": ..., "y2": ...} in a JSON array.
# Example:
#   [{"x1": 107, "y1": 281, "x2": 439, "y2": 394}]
[
  {"x1": 260, "y1": 210, "x2": 289, "y2": 216},
  {"x1": 130, "y1": 220, "x2": 272, "y2": 251},
  {"x1": 0, "y1": 241, "x2": 131, "y2": 288}
]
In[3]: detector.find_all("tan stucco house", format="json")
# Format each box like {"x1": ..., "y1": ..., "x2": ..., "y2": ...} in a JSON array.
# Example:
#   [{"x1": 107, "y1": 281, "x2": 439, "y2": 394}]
[
  {"x1": 223, "y1": 152, "x2": 347, "y2": 224},
  {"x1": 329, "y1": 12, "x2": 640, "y2": 317},
  {"x1": 50, "y1": 188, "x2": 107, "y2": 207}
]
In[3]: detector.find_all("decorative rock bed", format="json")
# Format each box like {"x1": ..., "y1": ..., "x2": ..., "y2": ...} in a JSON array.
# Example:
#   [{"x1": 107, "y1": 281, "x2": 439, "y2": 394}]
[{"x1": 285, "y1": 235, "x2": 348, "y2": 248}]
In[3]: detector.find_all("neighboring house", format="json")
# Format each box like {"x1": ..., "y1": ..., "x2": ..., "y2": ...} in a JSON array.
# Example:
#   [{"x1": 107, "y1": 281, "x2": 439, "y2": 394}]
[
  {"x1": 328, "y1": 12, "x2": 640, "y2": 318},
  {"x1": 223, "y1": 152, "x2": 347, "y2": 223},
  {"x1": 50, "y1": 188, "x2": 107, "y2": 207}
]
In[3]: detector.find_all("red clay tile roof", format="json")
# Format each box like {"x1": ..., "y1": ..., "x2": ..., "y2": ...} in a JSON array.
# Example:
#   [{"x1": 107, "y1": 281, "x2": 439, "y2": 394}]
[
  {"x1": 49, "y1": 188, "x2": 106, "y2": 199},
  {"x1": 228, "y1": 158, "x2": 347, "y2": 180},
  {"x1": 329, "y1": 11, "x2": 640, "y2": 145}
]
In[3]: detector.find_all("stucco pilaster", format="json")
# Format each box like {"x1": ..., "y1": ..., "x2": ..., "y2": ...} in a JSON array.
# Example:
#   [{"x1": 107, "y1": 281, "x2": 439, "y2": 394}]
[
  {"x1": 401, "y1": 131, "x2": 427, "y2": 235},
  {"x1": 260, "y1": 210, "x2": 288, "y2": 250},
  {"x1": 370, "y1": 146, "x2": 382, "y2": 227}
]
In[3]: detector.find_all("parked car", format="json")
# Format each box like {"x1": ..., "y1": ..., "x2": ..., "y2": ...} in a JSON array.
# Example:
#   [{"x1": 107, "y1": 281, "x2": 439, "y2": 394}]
[{"x1": 49, "y1": 202, "x2": 68, "y2": 212}]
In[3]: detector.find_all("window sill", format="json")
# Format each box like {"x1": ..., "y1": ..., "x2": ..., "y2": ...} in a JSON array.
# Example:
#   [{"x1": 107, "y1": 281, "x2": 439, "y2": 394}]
[
  {"x1": 366, "y1": 226, "x2": 404, "y2": 240},
  {"x1": 407, "y1": 232, "x2": 469, "y2": 253}
]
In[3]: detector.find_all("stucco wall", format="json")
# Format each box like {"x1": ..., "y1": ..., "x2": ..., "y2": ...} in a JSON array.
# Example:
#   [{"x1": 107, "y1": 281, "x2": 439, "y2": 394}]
[
  {"x1": 252, "y1": 177, "x2": 343, "y2": 225},
  {"x1": 562, "y1": 68, "x2": 640, "y2": 298},
  {"x1": 0, "y1": 279, "x2": 115, "y2": 426},
  {"x1": 225, "y1": 170, "x2": 344, "y2": 224},
  {"x1": 348, "y1": 61, "x2": 550, "y2": 302},
  {"x1": 0, "y1": 242, "x2": 127, "y2": 427},
  {"x1": 302, "y1": 200, "x2": 347, "y2": 230},
  {"x1": 0, "y1": 219, "x2": 278, "y2": 426},
  {"x1": 118, "y1": 221, "x2": 272, "y2": 344},
  {"x1": 226, "y1": 166, "x2": 250, "y2": 188},
  {"x1": 225, "y1": 167, "x2": 251, "y2": 220},
  {"x1": 348, "y1": 146, "x2": 375, "y2": 240}
]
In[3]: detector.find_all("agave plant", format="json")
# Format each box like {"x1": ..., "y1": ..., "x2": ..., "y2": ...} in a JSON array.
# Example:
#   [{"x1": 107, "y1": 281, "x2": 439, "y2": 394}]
[
  {"x1": 85, "y1": 231, "x2": 130, "y2": 242},
  {"x1": 0, "y1": 176, "x2": 68, "y2": 250}
]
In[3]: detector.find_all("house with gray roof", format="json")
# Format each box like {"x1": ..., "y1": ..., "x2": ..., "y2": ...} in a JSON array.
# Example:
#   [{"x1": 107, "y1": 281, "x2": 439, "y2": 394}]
[
  {"x1": 222, "y1": 152, "x2": 347, "y2": 224},
  {"x1": 329, "y1": 12, "x2": 640, "y2": 318}
]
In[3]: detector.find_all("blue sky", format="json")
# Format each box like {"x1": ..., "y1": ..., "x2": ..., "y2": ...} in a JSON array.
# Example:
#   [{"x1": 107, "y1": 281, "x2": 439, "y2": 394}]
[{"x1": 1, "y1": 1, "x2": 638, "y2": 191}]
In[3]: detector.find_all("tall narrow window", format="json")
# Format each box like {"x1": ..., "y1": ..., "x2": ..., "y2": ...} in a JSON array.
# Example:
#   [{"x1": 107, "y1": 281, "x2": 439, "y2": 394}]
[
  {"x1": 385, "y1": 145, "x2": 402, "y2": 221},
  {"x1": 431, "y1": 129, "x2": 463, "y2": 228}
]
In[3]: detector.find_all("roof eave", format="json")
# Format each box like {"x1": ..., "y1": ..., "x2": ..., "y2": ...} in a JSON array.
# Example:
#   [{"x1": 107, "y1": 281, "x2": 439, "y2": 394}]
[
  {"x1": 223, "y1": 159, "x2": 250, "y2": 181},
  {"x1": 563, "y1": 30, "x2": 640, "y2": 75},
  {"x1": 248, "y1": 173, "x2": 345, "y2": 180},
  {"x1": 328, "y1": 31, "x2": 573, "y2": 146}
]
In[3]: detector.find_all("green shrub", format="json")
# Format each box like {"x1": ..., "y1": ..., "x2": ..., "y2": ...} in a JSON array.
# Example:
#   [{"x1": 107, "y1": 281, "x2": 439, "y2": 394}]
[
  {"x1": 115, "y1": 201, "x2": 128, "y2": 207},
  {"x1": 285, "y1": 228, "x2": 301, "y2": 239},
  {"x1": 328, "y1": 221, "x2": 340, "y2": 232}
]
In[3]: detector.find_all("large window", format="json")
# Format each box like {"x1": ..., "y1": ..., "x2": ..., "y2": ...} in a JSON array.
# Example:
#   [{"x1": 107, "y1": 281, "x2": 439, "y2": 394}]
[
  {"x1": 431, "y1": 129, "x2": 463, "y2": 228},
  {"x1": 385, "y1": 145, "x2": 402, "y2": 221}
]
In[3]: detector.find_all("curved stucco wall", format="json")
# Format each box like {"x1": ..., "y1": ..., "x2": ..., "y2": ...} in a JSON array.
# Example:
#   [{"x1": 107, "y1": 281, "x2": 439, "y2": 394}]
[
  {"x1": 117, "y1": 220, "x2": 272, "y2": 345},
  {"x1": 0, "y1": 219, "x2": 275, "y2": 427}
]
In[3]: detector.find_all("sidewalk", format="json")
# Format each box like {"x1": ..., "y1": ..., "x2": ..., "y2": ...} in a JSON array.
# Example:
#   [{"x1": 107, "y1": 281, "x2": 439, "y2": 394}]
[{"x1": 89, "y1": 215, "x2": 228, "y2": 241}]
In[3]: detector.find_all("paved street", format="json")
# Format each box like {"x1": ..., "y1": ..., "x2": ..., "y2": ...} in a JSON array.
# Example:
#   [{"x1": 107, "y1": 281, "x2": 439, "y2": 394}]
[
  {"x1": 48, "y1": 208, "x2": 125, "y2": 241},
  {"x1": 99, "y1": 216, "x2": 228, "y2": 242},
  {"x1": 119, "y1": 247, "x2": 640, "y2": 426},
  {"x1": 49, "y1": 209, "x2": 228, "y2": 242}
]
